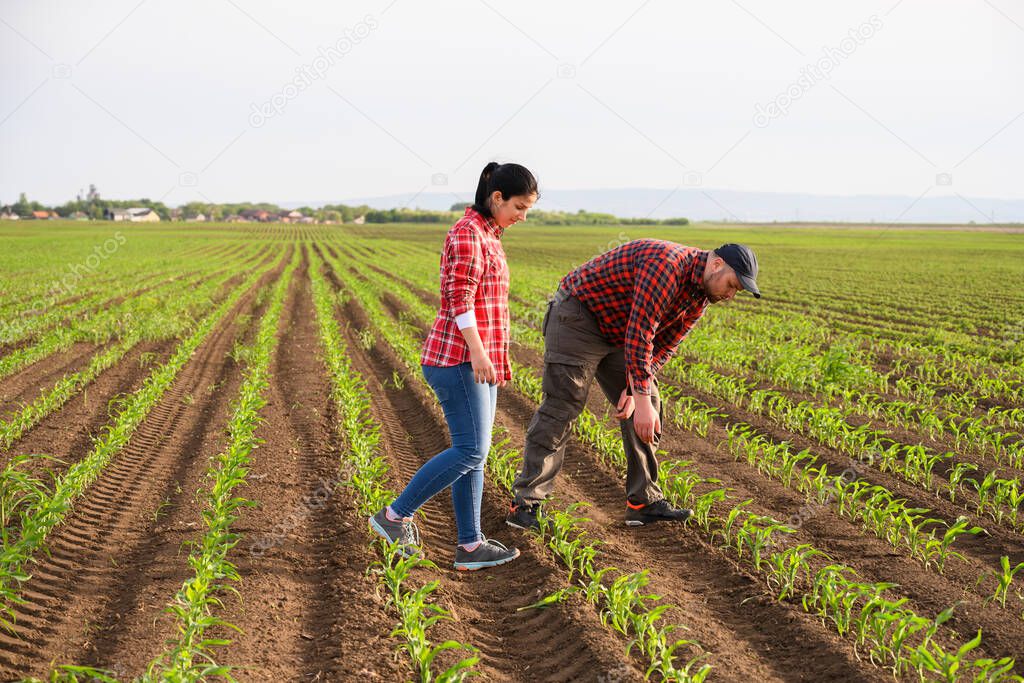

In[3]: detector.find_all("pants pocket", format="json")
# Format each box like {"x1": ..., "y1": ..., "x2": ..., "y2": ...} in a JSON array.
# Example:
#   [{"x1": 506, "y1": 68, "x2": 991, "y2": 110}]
[
  {"x1": 542, "y1": 361, "x2": 590, "y2": 406},
  {"x1": 528, "y1": 400, "x2": 573, "y2": 451}
]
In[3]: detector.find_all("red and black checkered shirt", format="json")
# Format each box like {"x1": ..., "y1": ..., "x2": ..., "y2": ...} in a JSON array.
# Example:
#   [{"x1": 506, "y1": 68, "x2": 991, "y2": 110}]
[
  {"x1": 421, "y1": 207, "x2": 511, "y2": 381},
  {"x1": 560, "y1": 240, "x2": 709, "y2": 395}
]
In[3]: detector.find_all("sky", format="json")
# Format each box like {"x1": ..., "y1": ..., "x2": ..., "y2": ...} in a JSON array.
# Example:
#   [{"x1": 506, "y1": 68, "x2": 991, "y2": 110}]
[{"x1": 2, "y1": 0, "x2": 1023, "y2": 212}]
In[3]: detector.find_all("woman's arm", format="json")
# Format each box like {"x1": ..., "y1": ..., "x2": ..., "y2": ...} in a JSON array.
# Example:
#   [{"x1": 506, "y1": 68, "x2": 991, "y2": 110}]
[{"x1": 444, "y1": 227, "x2": 502, "y2": 385}]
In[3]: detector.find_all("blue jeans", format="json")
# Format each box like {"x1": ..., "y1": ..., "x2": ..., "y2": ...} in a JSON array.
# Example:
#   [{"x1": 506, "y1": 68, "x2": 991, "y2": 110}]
[{"x1": 391, "y1": 363, "x2": 497, "y2": 545}]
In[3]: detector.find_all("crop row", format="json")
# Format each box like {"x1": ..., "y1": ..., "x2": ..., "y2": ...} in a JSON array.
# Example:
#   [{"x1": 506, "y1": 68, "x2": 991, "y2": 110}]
[
  {"x1": 0, "y1": 264, "x2": 253, "y2": 450},
  {"x1": 0, "y1": 253, "x2": 281, "y2": 631}
]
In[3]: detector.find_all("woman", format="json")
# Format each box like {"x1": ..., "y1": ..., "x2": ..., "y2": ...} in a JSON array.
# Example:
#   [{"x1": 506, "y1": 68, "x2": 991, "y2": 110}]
[{"x1": 370, "y1": 162, "x2": 539, "y2": 571}]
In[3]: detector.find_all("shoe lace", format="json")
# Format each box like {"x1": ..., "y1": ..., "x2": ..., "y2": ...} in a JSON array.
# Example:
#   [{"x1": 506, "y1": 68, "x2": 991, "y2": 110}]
[
  {"x1": 480, "y1": 537, "x2": 509, "y2": 551},
  {"x1": 400, "y1": 519, "x2": 421, "y2": 547}
]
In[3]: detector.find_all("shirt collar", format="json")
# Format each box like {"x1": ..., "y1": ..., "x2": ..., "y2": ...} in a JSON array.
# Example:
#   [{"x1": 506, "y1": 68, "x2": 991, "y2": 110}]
[
  {"x1": 465, "y1": 206, "x2": 504, "y2": 238},
  {"x1": 690, "y1": 250, "x2": 709, "y2": 285},
  {"x1": 689, "y1": 250, "x2": 710, "y2": 300}
]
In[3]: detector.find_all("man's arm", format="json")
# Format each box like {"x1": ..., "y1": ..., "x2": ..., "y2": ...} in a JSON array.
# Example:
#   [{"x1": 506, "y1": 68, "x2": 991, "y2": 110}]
[{"x1": 623, "y1": 254, "x2": 679, "y2": 396}]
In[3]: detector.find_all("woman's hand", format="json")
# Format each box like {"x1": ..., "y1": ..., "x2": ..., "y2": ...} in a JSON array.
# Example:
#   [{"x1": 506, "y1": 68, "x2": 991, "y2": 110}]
[{"x1": 470, "y1": 348, "x2": 498, "y2": 385}]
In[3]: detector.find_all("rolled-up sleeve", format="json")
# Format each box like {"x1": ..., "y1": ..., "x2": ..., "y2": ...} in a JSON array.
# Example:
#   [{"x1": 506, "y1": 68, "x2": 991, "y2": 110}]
[{"x1": 442, "y1": 226, "x2": 484, "y2": 317}]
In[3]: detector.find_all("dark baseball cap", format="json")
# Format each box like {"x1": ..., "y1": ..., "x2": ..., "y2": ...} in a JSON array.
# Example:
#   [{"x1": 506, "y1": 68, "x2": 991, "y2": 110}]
[{"x1": 714, "y1": 243, "x2": 760, "y2": 298}]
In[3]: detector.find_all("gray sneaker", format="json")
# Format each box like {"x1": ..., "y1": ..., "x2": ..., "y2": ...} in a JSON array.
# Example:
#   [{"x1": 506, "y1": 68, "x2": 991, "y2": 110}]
[
  {"x1": 453, "y1": 538, "x2": 520, "y2": 571},
  {"x1": 369, "y1": 508, "x2": 422, "y2": 558}
]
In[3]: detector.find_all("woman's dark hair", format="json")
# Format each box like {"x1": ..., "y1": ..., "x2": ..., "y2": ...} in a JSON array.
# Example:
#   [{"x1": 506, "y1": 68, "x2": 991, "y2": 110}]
[{"x1": 471, "y1": 162, "x2": 539, "y2": 218}]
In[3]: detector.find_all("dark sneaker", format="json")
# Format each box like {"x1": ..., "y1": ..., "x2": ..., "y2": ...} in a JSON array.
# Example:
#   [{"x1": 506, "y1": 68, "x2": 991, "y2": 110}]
[
  {"x1": 505, "y1": 502, "x2": 540, "y2": 532},
  {"x1": 369, "y1": 508, "x2": 423, "y2": 558},
  {"x1": 454, "y1": 538, "x2": 520, "y2": 571},
  {"x1": 624, "y1": 499, "x2": 692, "y2": 526}
]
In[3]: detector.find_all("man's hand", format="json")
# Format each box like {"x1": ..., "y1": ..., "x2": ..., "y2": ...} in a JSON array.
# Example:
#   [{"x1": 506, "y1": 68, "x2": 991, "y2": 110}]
[
  {"x1": 632, "y1": 393, "x2": 660, "y2": 444},
  {"x1": 614, "y1": 388, "x2": 635, "y2": 420}
]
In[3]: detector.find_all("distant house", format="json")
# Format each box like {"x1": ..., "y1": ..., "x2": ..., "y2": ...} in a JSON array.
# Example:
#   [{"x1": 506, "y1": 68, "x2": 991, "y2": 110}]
[
  {"x1": 30, "y1": 210, "x2": 54, "y2": 219},
  {"x1": 128, "y1": 207, "x2": 160, "y2": 222},
  {"x1": 299, "y1": 216, "x2": 315, "y2": 224},
  {"x1": 277, "y1": 210, "x2": 304, "y2": 223},
  {"x1": 186, "y1": 213, "x2": 207, "y2": 222},
  {"x1": 105, "y1": 207, "x2": 160, "y2": 222},
  {"x1": 352, "y1": 215, "x2": 366, "y2": 225},
  {"x1": 240, "y1": 209, "x2": 272, "y2": 222},
  {"x1": 69, "y1": 211, "x2": 90, "y2": 221},
  {"x1": 0, "y1": 208, "x2": 19, "y2": 220},
  {"x1": 169, "y1": 208, "x2": 183, "y2": 221},
  {"x1": 225, "y1": 214, "x2": 244, "y2": 223}
]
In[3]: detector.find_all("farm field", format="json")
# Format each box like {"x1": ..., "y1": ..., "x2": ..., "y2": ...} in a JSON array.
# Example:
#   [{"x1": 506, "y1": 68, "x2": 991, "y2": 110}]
[{"x1": 0, "y1": 220, "x2": 1022, "y2": 682}]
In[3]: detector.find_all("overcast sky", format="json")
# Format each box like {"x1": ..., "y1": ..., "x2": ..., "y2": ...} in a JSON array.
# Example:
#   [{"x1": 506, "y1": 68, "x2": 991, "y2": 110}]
[{"x1": 2, "y1": 0, "x2": 1022, "y2": 210}]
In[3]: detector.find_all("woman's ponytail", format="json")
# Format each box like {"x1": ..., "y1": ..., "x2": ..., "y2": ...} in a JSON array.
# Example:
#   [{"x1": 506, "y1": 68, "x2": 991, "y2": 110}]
[
  {"x1": 472, "y1": 162, "x2": 501, "y2": 214},
  {"x1": 470, "y1": 162, "x2": 539, "y2": 218}
]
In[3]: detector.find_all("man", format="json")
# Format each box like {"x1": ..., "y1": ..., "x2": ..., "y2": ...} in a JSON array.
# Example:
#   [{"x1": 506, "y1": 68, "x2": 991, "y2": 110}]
[{"x1": 506, "y1": 240, "x2": 760, "y2": 530}]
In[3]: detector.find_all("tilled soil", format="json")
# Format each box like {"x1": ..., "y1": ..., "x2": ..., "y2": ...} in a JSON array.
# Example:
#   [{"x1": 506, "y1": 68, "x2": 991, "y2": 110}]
[{"x1": 2, "y1": 239, "x2": 1020, "y2": 682}]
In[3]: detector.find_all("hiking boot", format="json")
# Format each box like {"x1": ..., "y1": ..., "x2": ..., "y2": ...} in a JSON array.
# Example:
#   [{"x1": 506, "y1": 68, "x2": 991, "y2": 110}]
[
  {"x1": 369, "y1": 508, "x2": 423, "y2": 558},
  {"x1": 505, "y1": 502, "x2": 541, "y2": 532},
  {"x1": 454, "y1": 538, "x2": 521, "y2": 571},
  {"x1": 624, "y1": 499, "x2": 692, "y2": 526}
]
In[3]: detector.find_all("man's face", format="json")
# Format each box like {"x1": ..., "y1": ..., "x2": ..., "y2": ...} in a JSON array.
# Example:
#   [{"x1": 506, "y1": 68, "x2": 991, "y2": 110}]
[{"x1": 704, "y1": 257, "x2": 743, "y2": 303}]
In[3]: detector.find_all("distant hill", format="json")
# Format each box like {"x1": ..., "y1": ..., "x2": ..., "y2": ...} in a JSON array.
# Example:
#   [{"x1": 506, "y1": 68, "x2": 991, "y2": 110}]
[{"x1": 283, "y1": 188, "x2": 1024, "y2": 224}]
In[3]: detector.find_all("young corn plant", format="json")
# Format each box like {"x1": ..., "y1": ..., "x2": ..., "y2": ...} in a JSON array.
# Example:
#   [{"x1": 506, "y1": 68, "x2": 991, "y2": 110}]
[
  {"x1": 921, "y1": 517, "x2": 985, "y2": 574},
  {"x1": 373, "y1": 540, "x2": 479, "y2": 682},
  {"x1": 0, "y1": 454, "x2": 61, "y2": 543},
  {"x1": 986, "y1": 556, "x2": 1024, "y2": 610}
]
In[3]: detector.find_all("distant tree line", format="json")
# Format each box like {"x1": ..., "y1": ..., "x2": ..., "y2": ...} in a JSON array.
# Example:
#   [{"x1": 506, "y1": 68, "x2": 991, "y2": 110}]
[{"x1": 2, "y1": 188, "x2": 688, "y2": 226}]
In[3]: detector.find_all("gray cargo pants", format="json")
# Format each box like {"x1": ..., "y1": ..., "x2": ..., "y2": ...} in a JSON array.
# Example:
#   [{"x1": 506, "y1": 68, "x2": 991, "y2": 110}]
[{"x1": 512, "y1": 289, "x2": 665, "y2": 507}]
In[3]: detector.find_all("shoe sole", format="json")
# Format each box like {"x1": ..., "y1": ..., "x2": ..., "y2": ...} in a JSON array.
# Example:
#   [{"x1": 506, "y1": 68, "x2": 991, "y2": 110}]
[
  {"x1": 454, "y1": 548, "x2": 521, "y2": 571},
  {"x1": 368, "y1": 517, "x2": 423, "y2": 559},
  {"x1": 505, "y1": 518, "x2": 539, "y2": 532},
  {"x1": 624, "y1": 515, "x2": 692, "y2": 527}
]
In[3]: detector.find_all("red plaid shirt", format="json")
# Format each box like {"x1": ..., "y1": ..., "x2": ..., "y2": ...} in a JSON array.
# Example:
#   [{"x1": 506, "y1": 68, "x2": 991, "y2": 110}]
[
  {"x1": 421, "y1": 207, "x2": 511, "y2": 381},
  {"x1": 560, "y1": 240, "x2": 709, "y2": 395}
]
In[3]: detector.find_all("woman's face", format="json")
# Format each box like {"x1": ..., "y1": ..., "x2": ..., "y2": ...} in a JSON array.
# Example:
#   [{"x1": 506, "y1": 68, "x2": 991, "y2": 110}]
[{"x1": 490, "y1": 191, "x2": 537, "y2": 228}]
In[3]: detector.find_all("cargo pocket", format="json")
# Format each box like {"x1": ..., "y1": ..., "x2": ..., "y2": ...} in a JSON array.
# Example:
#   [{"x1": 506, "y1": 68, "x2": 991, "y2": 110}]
[
  {"x1": 528, "y1": 400, "x2": 573, "y2": 451},
  {"x1": 541, "y1": 362, "x2": 590, "y2": 410}
]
